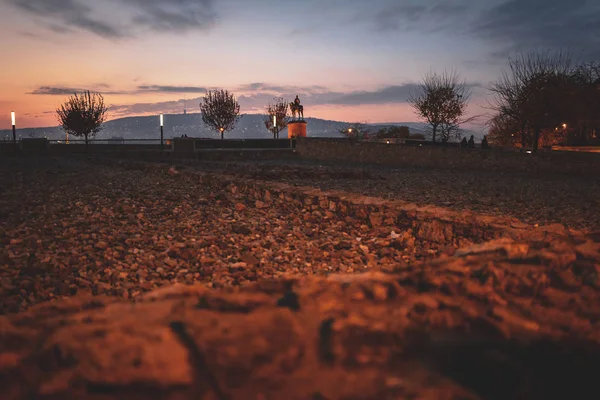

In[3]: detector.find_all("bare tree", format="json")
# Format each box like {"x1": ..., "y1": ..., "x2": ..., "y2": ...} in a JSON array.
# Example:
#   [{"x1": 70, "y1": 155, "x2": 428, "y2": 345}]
[
  {"x1": 264, "y1": 97, "x2": 290, "y2": 139},
  {"x1": 488, "y1": 50, "x2": 574, "y2": 152},
  {"x1": 568, "y1": 61, "x2": 600, "y2": 145},
  {"x1": 409, "y1": 70, "x2": 472, "y2": 142},
  {"x1": 486, "y1": 112, "x2": 522, "y2": 147},
  {"x1": 199, "y1": 89, "x2": 241, "y2": 139},
  {"x1": 56, "y1": 91, "x2": 108, "y2": 146},
  {"x1": 339, "y1": 122, "x2": 372, "y2": 140}
]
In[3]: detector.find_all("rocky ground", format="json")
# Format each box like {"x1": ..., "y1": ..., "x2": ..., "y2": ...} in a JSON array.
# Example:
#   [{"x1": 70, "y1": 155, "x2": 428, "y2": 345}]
[
  {"x1": 1, "y1": 234, "x2": 599, "y2": 399},
  {"x1": 180, "y1": 159, "x2": 600, "y2": 231},
  {"x1": 1, "y1": 157, "x2": 446, "y2": 314},
  {"x1": 1, "y1": 155, "x2": 599, "y2": 399}
]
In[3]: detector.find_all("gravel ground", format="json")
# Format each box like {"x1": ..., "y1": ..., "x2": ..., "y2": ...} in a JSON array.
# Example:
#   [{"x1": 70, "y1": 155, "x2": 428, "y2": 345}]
[
  {"x1": 184, "y1": 158, "x2": 600, "y2": 230},
  {"x1": 2, "y1": 155, "x2": 598, "y2": 314},
  {"x1": 0, "y1": 157, "x2": 430, "y2": 314}
]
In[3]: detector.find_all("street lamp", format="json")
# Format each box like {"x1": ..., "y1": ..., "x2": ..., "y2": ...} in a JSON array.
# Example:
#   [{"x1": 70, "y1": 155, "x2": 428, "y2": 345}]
[
  {"x1": 10, "y1": 111, "x2": 16, "y2": 145},
  {"x1": 562, "y1": 123, "x2": 567, "y2": 129},
  {"x1": 273, "y1": 115, "x2": 277, "y2": 139},
  {"x1": 160, "y1": 113, "x2": 164, "y2": 150},
  {"x1": 219, "y1": 127, "x2": 224, "y2": 140}
]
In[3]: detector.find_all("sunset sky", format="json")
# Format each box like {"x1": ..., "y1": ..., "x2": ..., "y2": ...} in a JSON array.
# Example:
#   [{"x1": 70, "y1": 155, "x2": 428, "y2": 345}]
[{"x1": 1, "y1": 0, "x2": 598, "y2": 129}]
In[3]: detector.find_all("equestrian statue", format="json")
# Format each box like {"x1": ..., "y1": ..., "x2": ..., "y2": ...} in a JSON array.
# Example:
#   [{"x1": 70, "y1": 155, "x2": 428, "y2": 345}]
[{"x1": 290, "y1": 95, "x2": 304, "y2": 120}]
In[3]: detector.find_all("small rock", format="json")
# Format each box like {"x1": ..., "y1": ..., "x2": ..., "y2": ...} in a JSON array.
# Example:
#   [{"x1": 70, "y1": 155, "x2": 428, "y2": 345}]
[
  {"x1": 95, "y1": 241, "x2": 108, "y2": 249},
  {"x1": 240, "y1": 253, "x2": 260, "y2": 266}
]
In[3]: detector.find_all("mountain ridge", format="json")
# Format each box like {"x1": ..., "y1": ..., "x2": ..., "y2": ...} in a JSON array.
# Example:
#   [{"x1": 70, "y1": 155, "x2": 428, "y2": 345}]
[{"x1": 1, "y1": 113, "x2": 480, "y2": 140}]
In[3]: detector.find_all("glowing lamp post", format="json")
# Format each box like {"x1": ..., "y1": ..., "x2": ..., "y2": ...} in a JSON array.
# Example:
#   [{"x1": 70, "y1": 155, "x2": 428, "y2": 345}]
[
  {"x1": 562, "y1": 123, "x2": 567, "y2": 129},
  {"x1": 273, "y1": 115, "x2": 277, "y2": 139},
  {"x1": 159, "y1": 113, "x2": 164, "y2": 150},
  {"x1": 11, "y1": 111, "x2": 16, "y2": 145},
  {"x1": 219, "y1": 127, "x2": 224, "y2": 140}
]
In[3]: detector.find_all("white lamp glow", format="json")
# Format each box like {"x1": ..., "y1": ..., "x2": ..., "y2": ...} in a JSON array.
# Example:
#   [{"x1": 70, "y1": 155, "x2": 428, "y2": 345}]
[
  {"x1": 160, "y1": 114, "x2": 164, "y2": 127},
  {"x1": 11, "y1": 111, "x2": 15, "y2": 126},
  {"x1": 273, "y1": 115, "x2": 276, "y2": 127}
]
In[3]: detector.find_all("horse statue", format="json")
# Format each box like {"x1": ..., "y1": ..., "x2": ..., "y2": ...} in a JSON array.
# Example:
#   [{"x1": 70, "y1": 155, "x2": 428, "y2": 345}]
[{"x1": 290, "y1": 102, "x2": 304, "y2": 120}]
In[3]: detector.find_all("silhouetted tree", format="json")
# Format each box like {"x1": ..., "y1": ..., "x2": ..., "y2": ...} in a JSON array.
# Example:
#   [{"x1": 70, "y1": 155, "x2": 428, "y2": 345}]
[
  {"x1": 486, "y1": 112, "x2": 522, "y2": 147},
  {"x1": 199, "y1": 89, "x2": 241, "y2": 139},
  {"x1": 409, "y1": 70, "x2": 472, "y2": 142},
  {"x1": 375, "y1": 126, "x2": 410, "y2": 139},
  {"x1": 567, "y1": 62, "x2": 600, "y2": 145},
  {"x1": 489, "y1": 50, "x2": 574, "y2": 152},
  {"x1": 56, "y1": 91, "x2": 107, "y2": 146},
  {"x1": 339, "y1": 122, "x2": 371, "y2": 140},
  {"x1": 264, "y1": 97, "x2": 290, "y2": 139}
]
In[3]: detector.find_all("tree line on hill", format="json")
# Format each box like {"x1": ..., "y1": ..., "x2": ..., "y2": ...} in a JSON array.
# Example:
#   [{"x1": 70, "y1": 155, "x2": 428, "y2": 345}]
[{"x1": 51, "y1": 49, "x2": 599, "y2": 152}]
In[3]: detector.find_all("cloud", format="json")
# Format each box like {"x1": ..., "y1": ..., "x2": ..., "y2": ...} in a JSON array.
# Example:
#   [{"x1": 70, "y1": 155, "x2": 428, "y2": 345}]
[
  {"x1": 28, "y1": 84, "x2": 208, "y2": 95},
  {"x1": 109, "y1": 98, "x2": 196, "y2": 116},
  {"x1": 125, "y1": 0, "x2": 216, "y2": 34},
  {"x1": 236, "y1": 83, "x2": 329, "y2": 94},
  {"x1": 104, "y1": 81, "x2": 481, "y2": 117},
  {"x1": 473, "y1": 0, "x2": 600, "y2": 60},
  {"x1": 371, "y1": 1, "x2": 470, "y2": 33},
  {"x1": 8, "y1": 0, "x2": 217, "y2": 39},
  {"x1": 9, "y1": 0, "x2": 126, "y2": 39},
  {"x1": 326, "y1": 84, "x2": 419, "y2": 105},
  {"x1": 136, "y1": 85, "x2": 208, "y2": 93},
  {"x1": 29, "y1": 86, "x2": 88, "y2": 95}
]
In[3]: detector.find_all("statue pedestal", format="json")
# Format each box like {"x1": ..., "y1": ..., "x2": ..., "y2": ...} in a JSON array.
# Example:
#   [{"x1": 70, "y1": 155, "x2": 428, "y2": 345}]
[{"x1": 288, "y1": 121, "x2": 307, "y2": 138}]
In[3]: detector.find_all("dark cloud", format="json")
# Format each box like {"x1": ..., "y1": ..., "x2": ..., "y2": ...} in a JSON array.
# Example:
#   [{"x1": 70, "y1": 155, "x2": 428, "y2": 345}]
[
  {"x1": 109, "y1": 98, "x2": 196, "y2": 116},
  {"x1": 9, "y1": 0, "x2": 126, "y2": 38},
  {"x1": 28, "y1": 85, "x2": 131, "y2": 95},
  {"x1": 137, "y1": 85, "x2": 208, "y2": 93},
  {"x1": 125, "y1": 0, "x2": 216, "y2": 34},
  {"x1": 372, "y1": 1, "x2": 469, "y2": 32},
  {"x1": 473, "y1": 0, "x2": 600, "y2": 61},
  {"x1": 8, "y1": 0, "x2": 216, "y2": 39},
  {"x1": 326, "y1": 84, "x2": 419, "y2": 105},
  {"x1": 105, "y1": 82, "x2": 484, "y2": 116},
  {"x1": 28, "y1": 86, "x2": 87, "y2": 95},
  {"x1": 237, "y1": 85, "x2": 425, "y2": 109},
  {"x1": 369, "y1": 0, "x2": 600, "y2": 62},
  {"x1": 236, "y1": 83, "x2": 328, "y2": 94},
  {"x1": 28, "y1": 84, "x2": 207, "y2": 95}
]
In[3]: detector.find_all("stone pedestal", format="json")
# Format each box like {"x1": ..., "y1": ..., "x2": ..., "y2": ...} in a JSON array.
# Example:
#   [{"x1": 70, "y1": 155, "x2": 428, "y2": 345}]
[{"x1": 288, "y1": 121, "x2": 307, "y2": 138}]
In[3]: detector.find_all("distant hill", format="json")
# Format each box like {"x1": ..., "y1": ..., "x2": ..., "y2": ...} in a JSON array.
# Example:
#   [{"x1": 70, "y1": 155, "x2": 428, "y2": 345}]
[
  {"x1": 0, "y1": 113, "x2": 435, "y2": 141},
  {"x1": 0, "y1": 113, "x2": 482, "y2": 141}
]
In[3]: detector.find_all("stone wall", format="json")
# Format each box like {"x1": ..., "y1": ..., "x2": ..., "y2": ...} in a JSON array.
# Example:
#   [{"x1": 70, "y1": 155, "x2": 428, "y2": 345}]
[
  {"x1": 195, "y1": 170, "x2": 573, "y2": 247},
  {"x1": 296, "y1": 138, "x2": 600, "y2": 176},
  {"x1": 98, "y1": 160, "x2": 572, "y2": 248}
]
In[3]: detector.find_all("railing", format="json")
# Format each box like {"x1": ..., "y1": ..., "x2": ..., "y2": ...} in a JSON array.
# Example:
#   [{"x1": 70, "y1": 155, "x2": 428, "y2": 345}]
[
  {"x1": 47, "y1": 139, "x2": 163, "y2": 145},
  {"x1": 0, "y1": 137, "x2": 299, "y2": 155},
  {"x1": 192, "y1": 138, "x2": 296, "y2": 149}
]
